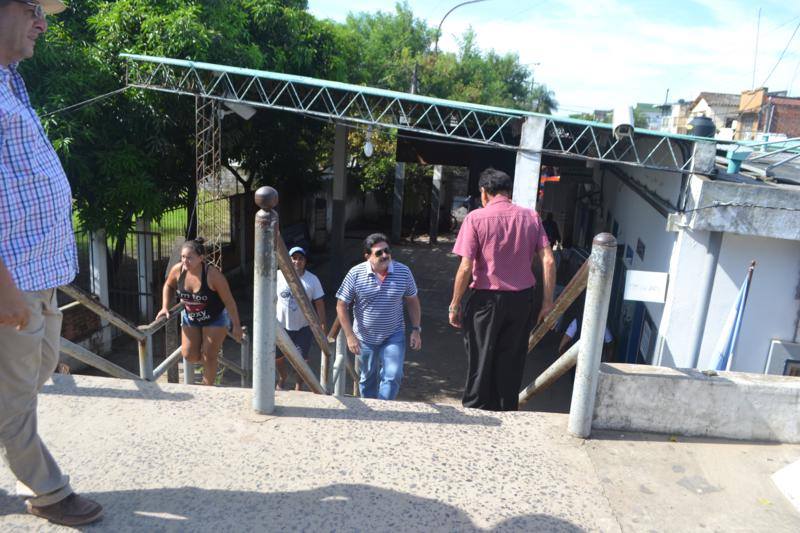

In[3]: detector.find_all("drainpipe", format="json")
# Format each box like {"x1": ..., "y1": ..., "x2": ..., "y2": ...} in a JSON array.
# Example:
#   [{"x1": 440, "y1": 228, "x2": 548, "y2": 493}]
[
  {"x1": 687, "y1": 231, "x2": 723, "y2": 368},
  {"x1": 726, "y1": 148, "x2": 752, "y2": 173}
]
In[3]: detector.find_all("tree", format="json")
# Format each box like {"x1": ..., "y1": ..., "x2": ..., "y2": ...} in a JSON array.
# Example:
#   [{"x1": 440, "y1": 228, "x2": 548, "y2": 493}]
[
  {"x1": 332, "y1": 6, "x2": 557, "y2": 214},
  {"x1": 22, "y1": 0, "x2": 559, "y2": 246}
]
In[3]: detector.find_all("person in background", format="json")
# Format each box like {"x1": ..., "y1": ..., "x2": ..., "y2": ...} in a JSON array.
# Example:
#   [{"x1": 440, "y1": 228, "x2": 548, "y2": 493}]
[
  {"x1": 559, "y1": 314, "x2": 614, "y2": 359},
  {"x1": 0, "y1": 0, "x2": 104, "y2": 526},
  {"x1": 336, "y1": 233, "x2": 422, "y2": 400},
  {"x1": 157, "y1": 238, "x2": 243, "y2": 385},
  {"x1": 275, "y1": 246, "x2": 325, "y2": 391},
  {"x1": 449, "y1": 168, "x2": 556, "y2": 411},
  {"x1": 542, "y1": 212, "x2": 561, "y2": 247}
]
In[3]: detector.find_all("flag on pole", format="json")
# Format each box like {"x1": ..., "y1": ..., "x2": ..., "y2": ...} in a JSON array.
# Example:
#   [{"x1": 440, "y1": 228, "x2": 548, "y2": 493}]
[{"x1": 709, "y1": 261, "x2": 756, "y2": 371}]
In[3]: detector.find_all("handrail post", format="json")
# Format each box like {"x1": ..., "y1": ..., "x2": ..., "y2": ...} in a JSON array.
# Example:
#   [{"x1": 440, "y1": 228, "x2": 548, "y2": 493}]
[
  {"x1": 183, "y1": 360, "x2": 194, "y2": 384},
  {"x1": 333, "y1": 330, "x2": 348, "y2": 397},
  {"x1": 353, "y1": 349, "x2": 361, "y2": 397},
  {"x1": 252, "y1": 186, "x2": 279, "y2": 414},
  {"x1": 137, "y1": 335, "x2": 154, "y2": 381},
  {"x1": 568, "y1": 233, "x2": 617, "y2": 438},
  {"x1": 240, "y1": 327, "x2": 252, "y2": 388},
  {"x1": 320, "y1": 343, "x2": 330, "y2": 392}
]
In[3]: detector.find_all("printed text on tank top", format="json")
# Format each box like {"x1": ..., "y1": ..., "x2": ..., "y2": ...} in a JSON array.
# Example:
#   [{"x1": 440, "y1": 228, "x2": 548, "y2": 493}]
[{"x1": 176, "y1": 263, "x2": 225, "y2": 325}]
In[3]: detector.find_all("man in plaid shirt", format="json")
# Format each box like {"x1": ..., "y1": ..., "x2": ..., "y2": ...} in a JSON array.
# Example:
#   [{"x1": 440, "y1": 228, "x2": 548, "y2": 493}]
[{"x1": 0, "y1": 0, "x2": 102, "y2": 526}]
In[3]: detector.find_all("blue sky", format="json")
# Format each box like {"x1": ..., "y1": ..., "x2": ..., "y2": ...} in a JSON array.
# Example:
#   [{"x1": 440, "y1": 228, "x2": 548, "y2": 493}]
[{"x1": 307, "y1": 0, "x2": 800, "y2": 114}]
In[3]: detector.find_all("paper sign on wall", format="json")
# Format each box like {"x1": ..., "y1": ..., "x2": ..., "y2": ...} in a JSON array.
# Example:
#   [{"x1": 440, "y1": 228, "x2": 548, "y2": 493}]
[{"x1": 624, "y1": 270, "x2": 669, "y2": 303}]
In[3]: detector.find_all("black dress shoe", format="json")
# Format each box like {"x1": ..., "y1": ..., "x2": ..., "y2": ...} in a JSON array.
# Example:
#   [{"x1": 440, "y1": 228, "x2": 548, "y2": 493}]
[{"x1": 27, "y1": 492, "x2": 103, "y2": 526}]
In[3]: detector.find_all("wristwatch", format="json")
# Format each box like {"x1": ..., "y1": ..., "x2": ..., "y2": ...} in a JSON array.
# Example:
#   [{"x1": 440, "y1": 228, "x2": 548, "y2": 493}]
[{"x1": 411, "y1": 325, "x2": 422, "y2": 333}]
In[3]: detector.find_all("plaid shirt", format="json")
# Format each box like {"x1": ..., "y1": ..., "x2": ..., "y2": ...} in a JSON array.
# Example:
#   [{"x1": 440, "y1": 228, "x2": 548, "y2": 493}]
[{"x1": 0, "y1": 63, "x2": 77, "y2": 291}]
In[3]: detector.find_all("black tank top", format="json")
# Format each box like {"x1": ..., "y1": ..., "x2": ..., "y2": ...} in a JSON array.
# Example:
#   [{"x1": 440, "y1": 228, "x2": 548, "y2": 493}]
[{"x1": 176, "y1": 263, "x2": 226, "y2": 326}]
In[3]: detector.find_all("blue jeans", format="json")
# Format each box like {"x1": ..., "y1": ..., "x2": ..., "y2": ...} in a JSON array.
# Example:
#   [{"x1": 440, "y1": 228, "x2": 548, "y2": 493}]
[{"x1": 358, "y1": 330, "x2": 406, "y2": 400}]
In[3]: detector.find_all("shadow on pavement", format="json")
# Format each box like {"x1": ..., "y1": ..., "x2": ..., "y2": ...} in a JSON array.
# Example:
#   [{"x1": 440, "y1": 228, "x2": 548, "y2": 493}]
[
  {"x1": 276, "y1": 397, "x2": 503, "y2": 427},
  {"x1": 0, "y1": 486, "x2": 584, "y2": 532},
  {"x1": 42, "y1": 374, "x2": 194, "y2": 402}
]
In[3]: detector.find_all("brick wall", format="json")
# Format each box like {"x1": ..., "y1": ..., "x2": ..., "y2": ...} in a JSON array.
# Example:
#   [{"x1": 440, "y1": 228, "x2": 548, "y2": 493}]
[
  {"x1": 770, "y1": 100, "x2": 800, "y2": 138},
  {"x1": 61, "y1": 305, "x2": 101, "y2": 343}
]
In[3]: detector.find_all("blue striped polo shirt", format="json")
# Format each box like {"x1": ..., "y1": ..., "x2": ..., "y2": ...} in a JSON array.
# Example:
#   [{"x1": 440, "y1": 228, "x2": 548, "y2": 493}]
[{"x1": 336, "y1": 260, "x2": 418, "y2": 345}]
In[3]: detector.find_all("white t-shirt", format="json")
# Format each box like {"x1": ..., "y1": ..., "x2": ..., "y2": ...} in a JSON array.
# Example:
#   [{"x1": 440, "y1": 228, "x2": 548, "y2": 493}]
[
  {"x1": 276, "y1": 269, "x2": 325, "y2": 331},
  {"x1": 566, "y1": 319, "x2": 613, "y2": 343}
]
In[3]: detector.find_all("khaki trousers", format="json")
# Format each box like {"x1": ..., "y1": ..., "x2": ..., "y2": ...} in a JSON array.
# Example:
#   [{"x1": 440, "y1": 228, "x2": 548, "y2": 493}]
[{"x1": 0, "y1": 288, "x2": 72, "y2": 506}]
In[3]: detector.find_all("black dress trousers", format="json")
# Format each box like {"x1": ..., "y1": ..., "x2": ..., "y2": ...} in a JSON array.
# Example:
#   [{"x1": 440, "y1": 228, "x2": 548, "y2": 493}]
[{"x1": 462, "y1": 287, "x2": 539, "y2": 411}]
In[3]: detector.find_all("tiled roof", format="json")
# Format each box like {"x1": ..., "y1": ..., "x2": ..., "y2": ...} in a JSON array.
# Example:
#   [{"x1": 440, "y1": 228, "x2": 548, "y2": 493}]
[{"x1": 692, "y1": 92, "x2": 740, "y2": 108}]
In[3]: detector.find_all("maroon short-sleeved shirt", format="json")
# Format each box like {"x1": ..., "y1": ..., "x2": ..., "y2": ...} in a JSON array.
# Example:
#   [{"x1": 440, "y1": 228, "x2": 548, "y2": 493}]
[{"x1": 453, "y1": 196, "x2": 550, "y2": 291}]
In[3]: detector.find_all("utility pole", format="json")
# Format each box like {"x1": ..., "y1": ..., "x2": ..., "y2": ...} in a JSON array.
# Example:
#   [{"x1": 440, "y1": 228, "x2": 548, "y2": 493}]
[{"x1": 752, "y1": 8, "x2": 761, "y2": 90}]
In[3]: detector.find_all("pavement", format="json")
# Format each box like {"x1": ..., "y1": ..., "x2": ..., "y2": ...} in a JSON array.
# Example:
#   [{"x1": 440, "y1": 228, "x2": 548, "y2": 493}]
[{"x1": 2, "y1": 374, "x2": 799, "y2": 532}]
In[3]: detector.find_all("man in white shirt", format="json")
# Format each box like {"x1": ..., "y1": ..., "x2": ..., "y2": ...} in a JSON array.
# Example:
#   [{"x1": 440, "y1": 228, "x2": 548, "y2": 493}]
[{"x1": 276, "y1": 246, "x2": 326, "y2": 390}]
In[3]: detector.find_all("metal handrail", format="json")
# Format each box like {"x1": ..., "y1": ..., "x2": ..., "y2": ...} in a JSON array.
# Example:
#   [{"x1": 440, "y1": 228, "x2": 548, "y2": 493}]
[
  {"x1": 58, "y1": 283, "x2": 253, "y2": 386},
  {"x1": 59, "y1": 284, "x2": 145, "y2": 341},
  {"x1": 528, "y1": 259, "x2": 589, "y2": 354},
  {"x1": 138, "y1": 302, "x2": 184, "y2": 336}
]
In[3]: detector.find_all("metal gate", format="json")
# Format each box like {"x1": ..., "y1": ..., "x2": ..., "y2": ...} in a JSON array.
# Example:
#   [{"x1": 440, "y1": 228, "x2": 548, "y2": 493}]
[{"x1": 109, "y1": 229, "x2": 164, "y2": 325}]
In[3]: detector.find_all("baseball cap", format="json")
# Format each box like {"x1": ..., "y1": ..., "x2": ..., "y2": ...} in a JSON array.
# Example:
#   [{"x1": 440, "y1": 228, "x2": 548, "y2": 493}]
[
  {"x1": 41, "y1": 1, "x2": 67, "y2": 15},
  {"x1": 288, "y1": 246, "x2": 306, "y2": 257}
]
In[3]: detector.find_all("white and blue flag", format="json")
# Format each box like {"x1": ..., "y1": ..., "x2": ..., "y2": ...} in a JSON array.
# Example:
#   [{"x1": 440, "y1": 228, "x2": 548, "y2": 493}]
[{"x1": 709, "y1": 263, "x2": 755, "y2": 372}]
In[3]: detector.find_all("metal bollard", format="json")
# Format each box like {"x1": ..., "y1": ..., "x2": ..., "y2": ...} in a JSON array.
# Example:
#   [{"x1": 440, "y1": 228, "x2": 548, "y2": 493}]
[
  {"x1": 568, "y1": 233, "x2": 617, "y2": 439},
  {"x1": 252, "y1": 186, "x2": 279, "y2": 414},
  {"x1": 332, "y1": 329, "x2": 348, "y2": 396}
]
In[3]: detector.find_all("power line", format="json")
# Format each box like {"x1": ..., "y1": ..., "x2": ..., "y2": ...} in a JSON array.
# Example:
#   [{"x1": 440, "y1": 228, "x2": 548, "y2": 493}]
[
  {"x1": 40, "y1": 86, "x2": 129, "y2": 118},
  {"x1": 737, "y1": 20, "x2": 800, "y2": 114},
  {"x1": 757, "y1": 20, "x2": 800, "y2": 89}
]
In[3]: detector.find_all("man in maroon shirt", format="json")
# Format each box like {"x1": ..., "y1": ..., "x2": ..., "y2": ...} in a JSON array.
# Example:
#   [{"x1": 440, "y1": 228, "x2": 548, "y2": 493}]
[{"x1": 449, "y1": 168, "x2": 556, "y2": 411}]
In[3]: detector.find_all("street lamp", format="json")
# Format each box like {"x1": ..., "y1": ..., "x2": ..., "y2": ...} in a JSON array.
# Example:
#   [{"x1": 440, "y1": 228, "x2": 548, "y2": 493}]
[{"x1": 433, "y1": 0, "x2": 491, "y2": 54}]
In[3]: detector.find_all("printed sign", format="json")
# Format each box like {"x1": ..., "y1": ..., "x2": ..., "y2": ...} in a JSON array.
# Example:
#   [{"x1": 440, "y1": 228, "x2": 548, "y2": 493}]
[{"x1": 624, "y1": 270, "x2": 669, "y2": 303}]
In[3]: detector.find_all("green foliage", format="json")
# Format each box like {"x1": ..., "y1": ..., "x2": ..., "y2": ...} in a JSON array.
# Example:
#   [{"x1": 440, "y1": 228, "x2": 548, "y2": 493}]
[
  {"x1": 336, "y1": 3, "x2": 556, "y2": 211},
  {"x1": 22, "y1": 0, "x2": 558, "y2": 239}
]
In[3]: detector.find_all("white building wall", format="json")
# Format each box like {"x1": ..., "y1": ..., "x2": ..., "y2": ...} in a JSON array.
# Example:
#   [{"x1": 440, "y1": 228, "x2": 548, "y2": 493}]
[
  {"x1": 601, "y1": 161, "x2": 800, "y2": 374},
  {"x1": 696, "y1": 234, "x2": 800, "y2": 373},
  {"x1": 603, "y1": 170, "x2": 678, "y2": 326}
]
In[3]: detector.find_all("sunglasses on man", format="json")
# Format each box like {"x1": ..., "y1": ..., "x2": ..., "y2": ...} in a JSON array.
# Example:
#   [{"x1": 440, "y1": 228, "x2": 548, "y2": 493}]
[
  {"x1": 372, "y1": 247, "x2": 391, "y2": 258},
  {"x1": 11, "y1": 0, "x2": 45, "y2": 19}
]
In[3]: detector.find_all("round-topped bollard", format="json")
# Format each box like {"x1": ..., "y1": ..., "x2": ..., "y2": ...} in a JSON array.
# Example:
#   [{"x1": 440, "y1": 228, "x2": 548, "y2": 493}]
[{"x1": 254, "y1": 186, "x2": 278, "y2": 211}]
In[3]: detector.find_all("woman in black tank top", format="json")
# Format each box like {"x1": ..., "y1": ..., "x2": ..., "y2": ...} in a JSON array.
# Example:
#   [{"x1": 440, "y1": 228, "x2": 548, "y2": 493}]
[{"x1": 156, "y1": 238, "x2": 243, "y2": 386}]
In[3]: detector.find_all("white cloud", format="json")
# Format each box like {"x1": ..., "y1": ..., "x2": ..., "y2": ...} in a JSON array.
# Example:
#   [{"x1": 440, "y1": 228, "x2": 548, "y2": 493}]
[
  {"x1": 308, "y1": 0, "x2": 800, "y2": 113},
  {"x1": 433, "y1": 3, "x2": 800, "y2": 113}
]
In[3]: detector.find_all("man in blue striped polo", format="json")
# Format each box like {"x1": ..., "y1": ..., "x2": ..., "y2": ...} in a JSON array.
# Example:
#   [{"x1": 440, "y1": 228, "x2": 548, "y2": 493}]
[{"x1": 336, "y1": 233, "x2": 422, "y2": 400}]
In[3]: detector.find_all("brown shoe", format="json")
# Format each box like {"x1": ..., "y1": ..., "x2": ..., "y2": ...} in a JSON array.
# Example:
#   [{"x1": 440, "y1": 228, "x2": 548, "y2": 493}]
[{"x1": 27, "y1": 493, "x2": 103, "y2": 526}]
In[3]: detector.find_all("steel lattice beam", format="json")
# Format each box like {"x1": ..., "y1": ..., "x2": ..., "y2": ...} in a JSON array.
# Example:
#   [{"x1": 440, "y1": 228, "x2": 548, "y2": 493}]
[
  {"x1": 123, "y1": 54, "x2": 713, "y2": 175},
  {"x1": 195, "y1": 96, "x2": 224, "y2": 269}
]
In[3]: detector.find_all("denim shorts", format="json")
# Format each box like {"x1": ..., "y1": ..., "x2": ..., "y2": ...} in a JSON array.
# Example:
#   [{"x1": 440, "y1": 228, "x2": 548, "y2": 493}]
[
  {"x1": 277, "y1": 326, "x2": 313, "y2": 360},
  {"x1": 181, "y1": 308, "x2": 231, "y2": 329}
]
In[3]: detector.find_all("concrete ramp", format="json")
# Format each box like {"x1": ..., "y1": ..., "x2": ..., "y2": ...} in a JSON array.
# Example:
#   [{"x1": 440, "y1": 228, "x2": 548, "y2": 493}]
[
  {"x1": 1, "y1": 375, "x2": 798, "y2": 531},
  {"x1": 0, "y1": 375, "x2": 616, "y2": 532}
]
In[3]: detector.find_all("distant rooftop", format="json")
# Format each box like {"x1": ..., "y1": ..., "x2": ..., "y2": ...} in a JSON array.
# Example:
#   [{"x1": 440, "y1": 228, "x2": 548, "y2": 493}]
[{"x1": 692, "y1": 92, "x2": 740, "y2": 108}]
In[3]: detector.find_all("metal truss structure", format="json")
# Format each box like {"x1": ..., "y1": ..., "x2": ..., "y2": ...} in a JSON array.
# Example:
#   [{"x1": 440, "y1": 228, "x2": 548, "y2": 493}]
[
  {"x1": 122, "y1": 54, "x2": 715, "y2": 175},
  {"x1": 195, "y1": 96, "x2": 224, "y2": 269}
]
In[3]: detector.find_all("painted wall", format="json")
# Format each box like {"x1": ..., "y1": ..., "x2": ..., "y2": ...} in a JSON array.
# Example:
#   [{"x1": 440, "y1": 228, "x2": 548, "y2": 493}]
[{"x1": 697, "y1": 234, "x2": 800, "y2": 373}]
